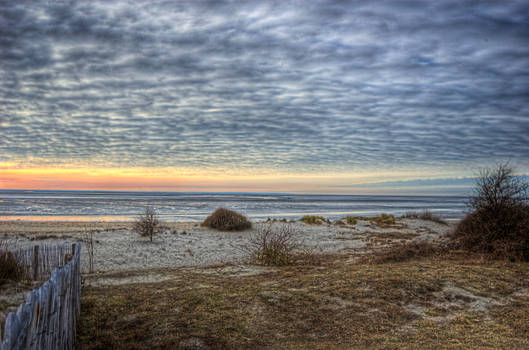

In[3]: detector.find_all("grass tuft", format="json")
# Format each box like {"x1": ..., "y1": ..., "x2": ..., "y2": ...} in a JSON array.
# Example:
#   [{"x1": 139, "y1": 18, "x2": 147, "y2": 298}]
[
  {"x1": 300, "y1": 215, "x2": 327, "y2": 225},
  {"x1": 0, "y1": 241, "x2": 28, "y2": 285},
  {"x1": 370, "y1": 213, "x2": 396, "y2": 227},
  {"x1": 401, "y1": 210, "x2": 448, "y2": 225},
  {"x1": 345, "y1": 215, "x2": 357, "y2": 225}
]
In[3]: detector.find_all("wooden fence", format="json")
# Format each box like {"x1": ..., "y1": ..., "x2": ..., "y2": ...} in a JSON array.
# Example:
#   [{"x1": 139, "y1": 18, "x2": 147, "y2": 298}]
[
  {"x1": 1, "y1": 242, "x2": 82, "y2": 350},
  {"x1": 12, "y1": 243, "x2": 77, "y2": 281}
]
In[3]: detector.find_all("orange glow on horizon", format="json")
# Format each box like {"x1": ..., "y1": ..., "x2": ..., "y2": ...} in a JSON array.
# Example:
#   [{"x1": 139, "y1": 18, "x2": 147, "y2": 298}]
[{"x1": 0, "y1": 164, "x2": 460, "y2": 194}]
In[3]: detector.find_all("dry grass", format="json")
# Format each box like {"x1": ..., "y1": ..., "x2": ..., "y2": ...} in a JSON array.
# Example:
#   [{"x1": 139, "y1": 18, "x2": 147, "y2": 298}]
[
  {"x1": 345, "y1": 215, "x2": 357, "y2": 225},
  {"x1": 300, "y1": 215, "x2": 327, "y2": 225},
  {"x1": 402, "y1": 211, "x2": 448, "y2": 225},
  {"x1": 0, "y1": 241, "x2": 28, "y2": 285},
  {"x1": 370, "y1": 213, "x2": 397, "y2": 227},
  {"x1": 359, "y1": 241, "x2": 445, "y2": 264},
  {"x1": 201, "y1": 208, "x2": 252, "y2": 231},
  {"x1": 77, "y1": 251, "x2": 529, "y2": 349}
]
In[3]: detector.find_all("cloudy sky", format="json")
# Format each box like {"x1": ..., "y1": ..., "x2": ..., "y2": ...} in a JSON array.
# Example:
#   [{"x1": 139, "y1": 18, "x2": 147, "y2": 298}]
[{"x1": 1, "y1": 0, "x2": 528, "y2": 193}]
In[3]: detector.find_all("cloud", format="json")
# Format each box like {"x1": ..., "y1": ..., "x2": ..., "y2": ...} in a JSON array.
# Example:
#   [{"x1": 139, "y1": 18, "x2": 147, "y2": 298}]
[{"x1": 1, "y1": 0, "x2": 528, "y2": 175}]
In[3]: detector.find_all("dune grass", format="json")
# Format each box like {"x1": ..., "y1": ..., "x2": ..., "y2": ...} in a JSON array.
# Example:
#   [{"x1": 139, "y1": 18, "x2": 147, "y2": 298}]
[
  {"x1": 345, "y1": 215, "x2": 357, "y2": 225},
  {"x1": 77, "y1": 250, "x2": 529, "y2": 349},
  {"x1": 369, "y1": 213, "x2": 397, "y2": 227},
  {"x1": 300, "y1": 215, "x2": 327, "y2": 225},
  {"x1": 401, "y1": 211, "x2": 448, "y2": 225},
  {"x1": 0, "y1": 241, "x2": 28, "y2": 285}
]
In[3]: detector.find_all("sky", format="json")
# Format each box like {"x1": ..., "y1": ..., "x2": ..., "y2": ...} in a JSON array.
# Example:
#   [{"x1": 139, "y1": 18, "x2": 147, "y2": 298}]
[{"x1": 1, "y1": 0, "x2": 528, "y2": 194}]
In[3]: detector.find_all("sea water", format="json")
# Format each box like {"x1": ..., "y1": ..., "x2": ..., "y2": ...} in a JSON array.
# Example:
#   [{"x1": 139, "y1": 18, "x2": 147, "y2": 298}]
[{"x1": 0, "y1": 190, "x2": 468, "y2": 222}]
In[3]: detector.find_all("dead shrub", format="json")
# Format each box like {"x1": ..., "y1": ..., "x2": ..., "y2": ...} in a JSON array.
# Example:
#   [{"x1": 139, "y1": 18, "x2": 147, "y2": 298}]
[
  {"x1": 133, "y1": 207, "x2": 163, "y2": 242},
  {"x1": 247, "y1": 223, "x2": 299, "y2": 266},
  {"x1": 0, "y1": 241, "x2": 28, "y2": 284},
  {"x1": 201, "y1": 207, "x2": 252, "y2": 231},
  {"x1": 401, "y1": 210, "x2": 448, "y2": 225},
  {"x1": 451, "y1": 164, "x2": 529, "y2": 261},
  {"x1": 360, "y1": 241, "x2": 443, "y2": 264}
]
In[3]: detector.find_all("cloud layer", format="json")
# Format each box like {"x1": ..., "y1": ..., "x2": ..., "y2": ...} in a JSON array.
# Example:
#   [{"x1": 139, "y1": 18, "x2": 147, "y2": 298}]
[{"x1": 1, "y1": 0, "x2": 528, "y2": 175}]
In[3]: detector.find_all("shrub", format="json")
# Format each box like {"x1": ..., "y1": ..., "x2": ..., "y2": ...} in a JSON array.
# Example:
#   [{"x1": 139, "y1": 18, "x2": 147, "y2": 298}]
[
  {"x1": 401, "y1": 211, "x2": 448, "y2": 225},
  {"x1": 370, "y1": 213, "x2": 396, "y2": 226},
  {"x1": 247, "y1": 223, "x2": 298, "y2": 266},
  {"x1": 300, "y1": 215, "x2": 327, "y2": 225},
  {"x1": 451, "y1": 164, "x2": 529, "y2": 261},
  {"x1": 0, "y1": 241, "x2": 28, "y2": 284},
  {"x1": 345, "y1": 216, "x2": 357, "y2": 225},
  {"x1": 133, "y1": 207, "x2": 163, "y2": 242},
  {"x1": 201, "y1": 207, "x2": 252, "y2": 231}
]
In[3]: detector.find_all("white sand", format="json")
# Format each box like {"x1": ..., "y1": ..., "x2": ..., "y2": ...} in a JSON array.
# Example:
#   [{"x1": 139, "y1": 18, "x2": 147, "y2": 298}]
[{"x1": 3, "y1": 219, "x2": 452, "y2": 274}]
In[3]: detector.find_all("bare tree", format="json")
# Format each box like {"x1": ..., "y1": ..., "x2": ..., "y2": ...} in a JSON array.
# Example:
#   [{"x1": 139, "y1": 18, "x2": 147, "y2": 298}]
[
  {"x1": 453, "y1": 163, "x2": 529, "y2": 260},
  {"x1": 133, "y1": 207, "x2": 162, "y2": 242},
  {"x1": 470, "y1": 163, "x2": 528, "y2": 213}
]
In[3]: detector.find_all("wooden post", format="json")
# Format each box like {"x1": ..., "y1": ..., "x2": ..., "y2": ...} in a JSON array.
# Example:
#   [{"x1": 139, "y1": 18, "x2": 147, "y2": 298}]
[{"x1": 33, "y1": 245, "x2": 39, "y2": 281}]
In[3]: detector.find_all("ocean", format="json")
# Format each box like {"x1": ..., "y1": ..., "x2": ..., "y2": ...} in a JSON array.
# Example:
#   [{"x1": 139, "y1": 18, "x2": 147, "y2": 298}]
[{"x1": 0, "y1": 190, "x2": 468, "y2": 222}]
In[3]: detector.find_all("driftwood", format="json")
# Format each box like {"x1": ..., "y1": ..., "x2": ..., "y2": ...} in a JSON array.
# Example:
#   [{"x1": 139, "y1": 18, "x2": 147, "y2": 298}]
[{"x1": 1, "y1": 243, "x2": 82, "y2": 350}]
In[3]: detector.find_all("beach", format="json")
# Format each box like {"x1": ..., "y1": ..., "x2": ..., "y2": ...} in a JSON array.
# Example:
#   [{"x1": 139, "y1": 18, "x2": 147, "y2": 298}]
[
  {"x1": 4, "y1": 216, "x2": 529, "y2": 348},
  {"x1": 0, "y1": 217, "x2": 452, "y2": 275}
]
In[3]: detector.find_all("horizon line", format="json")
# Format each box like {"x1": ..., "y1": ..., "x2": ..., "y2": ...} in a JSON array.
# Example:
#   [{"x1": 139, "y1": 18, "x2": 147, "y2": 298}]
[{"x1": 0, "y1": 188, "x2": 468, "y2": 197}]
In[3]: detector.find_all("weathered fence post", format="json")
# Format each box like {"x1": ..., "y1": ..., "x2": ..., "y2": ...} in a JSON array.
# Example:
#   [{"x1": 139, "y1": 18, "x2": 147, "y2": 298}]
[
  {"x1": 1, "y1": 243, "x2": 82, "y2": 350},
  {"x1": 32, "y1": 245, "x2": 39, "y2": 281}
]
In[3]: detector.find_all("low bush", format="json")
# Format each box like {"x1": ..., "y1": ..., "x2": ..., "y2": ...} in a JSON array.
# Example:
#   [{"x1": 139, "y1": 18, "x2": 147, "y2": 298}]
[
  {"x1": 452, "y1": 206, "x2": 529, "y2": 261},
  {"x1": 0, "y1": 241, "x2": 28, "y2": 284},
  {"x1": 300, "y1": 215, "x2": 327, "y2": 225},
  {"x1": 360, "y1": 241, "x2": 443, "y2": 264},
  {"x1": 370, "y1": 213, "x2": 396, "y2": 226},
  {"x1": 345, "y1": 216, "x2": 357, "y2": 225},
  {"x1": 401, "y1": 210, "x2": 448, "y2": 225},
  {"x1": 451, "y1": 164, "x2": 529, "y2": 261},
  {"x1": 202, "y1": 208, "x2": 252, "y2": 231},
  {"x1": 133, "y1": 207, "x2": 163, "y2": 242},
  {"x1": 247, "y1": 223, "x2": 298, "y2": 266}
]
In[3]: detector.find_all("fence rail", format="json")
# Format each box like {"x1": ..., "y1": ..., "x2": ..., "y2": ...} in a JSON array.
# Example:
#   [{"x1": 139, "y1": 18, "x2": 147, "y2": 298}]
[{"x1": 1, "y1": 242, "x2": 82, "y2": 350}]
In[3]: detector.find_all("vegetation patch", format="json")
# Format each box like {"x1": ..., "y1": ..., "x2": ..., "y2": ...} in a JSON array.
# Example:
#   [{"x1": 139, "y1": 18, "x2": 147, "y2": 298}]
[
  {"x1": 77, "y1": 252, "x2": 529, "y2": 349},
  {"x1": 370, "y1": 213, "x2": 397, "y2": 227},
  {"x1": 0, "y1": 241, "x2": 28, "y2": 285},
  {"x1": 300, "y1": 215, "x2": 327, "y2": 225},
  {"x1": 451, "y1": 164, "x2": 529, "y2": 261},
  {"x1": 132, "y1": 207, "x2": 164, "y2": 242},
  {"x1": 345, "y1": 215, "x2": 357, "y2": 225},
  {"x1": 202, "y1": 208, "x2": 252, "y2": 231},
  {"x1": 401, "y1": 211, "x2": 448, "y2": 225},
  {"x1": 359, "y1": 241, "x2": 444, "y2": 264},
  {"x1": 245, "y1": 223, "x2": 319, "y2": 266}
]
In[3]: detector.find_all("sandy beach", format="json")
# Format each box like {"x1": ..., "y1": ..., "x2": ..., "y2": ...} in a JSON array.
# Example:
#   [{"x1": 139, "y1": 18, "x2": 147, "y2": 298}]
[
  {"x1": 0, "y1": 217, "x2": 452, "y2": 334},
  {"x1": 1, "y1": 218, "x2": 452, "y2": 275}
]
